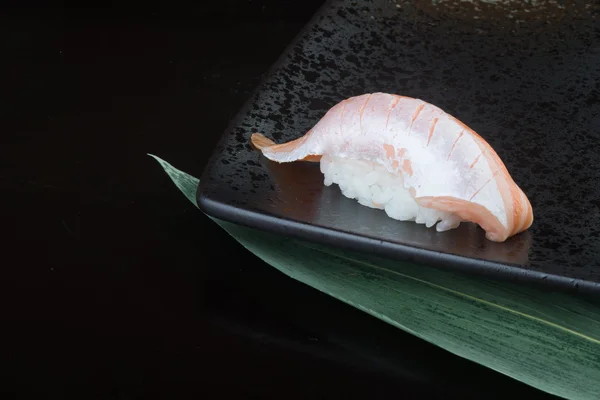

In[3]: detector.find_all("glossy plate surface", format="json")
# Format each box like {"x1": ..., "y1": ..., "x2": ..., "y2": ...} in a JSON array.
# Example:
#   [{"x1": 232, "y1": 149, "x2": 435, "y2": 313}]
[{"x1": 198, "y1": 0, "x2": 600, "y2": 295}]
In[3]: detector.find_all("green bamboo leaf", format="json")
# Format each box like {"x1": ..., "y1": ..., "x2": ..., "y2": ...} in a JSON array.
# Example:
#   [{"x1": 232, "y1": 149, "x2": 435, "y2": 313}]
[{"x1": 150, "y1": 154, "x2": 600, "y2": 400}]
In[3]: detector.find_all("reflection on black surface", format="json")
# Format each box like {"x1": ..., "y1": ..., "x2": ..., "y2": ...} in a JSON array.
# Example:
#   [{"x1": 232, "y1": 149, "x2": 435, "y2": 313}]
[
  {"x1": 259, "y1": 156, "x2": 323, "y2": 221},
  {"x1": 317, "y1": 182, "x2": 534, "y2": 266},
  {"x1": 258, "y1": 158, "x2": 532, "y2": 266},
  {"x1": 202, "y1": 251, "x2": 559, "y2": 400}
]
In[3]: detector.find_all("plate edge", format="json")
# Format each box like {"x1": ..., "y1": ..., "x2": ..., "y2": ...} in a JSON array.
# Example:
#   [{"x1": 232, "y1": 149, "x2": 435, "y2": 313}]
[{"x1": 197, "y1": 189, "x2": 600, "y2": 298}]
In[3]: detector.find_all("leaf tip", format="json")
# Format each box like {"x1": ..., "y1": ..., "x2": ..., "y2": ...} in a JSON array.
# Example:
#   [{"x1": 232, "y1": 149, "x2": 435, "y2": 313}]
[{"x1": 148, "y1": 153, "x2": 200, "y2": 208}]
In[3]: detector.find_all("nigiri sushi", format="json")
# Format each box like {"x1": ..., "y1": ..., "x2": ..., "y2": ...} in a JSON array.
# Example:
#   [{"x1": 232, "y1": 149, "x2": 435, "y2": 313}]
[{"x1": 250, "y1": 93, "x2": 533, "y2": 243}]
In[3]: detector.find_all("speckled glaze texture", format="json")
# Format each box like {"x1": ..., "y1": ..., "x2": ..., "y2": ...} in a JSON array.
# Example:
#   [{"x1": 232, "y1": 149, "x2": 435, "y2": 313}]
[{"x1": 199, "y1": 0, "x2": 600, "y2": 294}]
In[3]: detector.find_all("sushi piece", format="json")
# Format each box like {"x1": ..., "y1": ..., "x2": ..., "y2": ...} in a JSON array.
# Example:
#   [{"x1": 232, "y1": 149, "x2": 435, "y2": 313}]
[{"x1": 250, "y1": 93, "x2": 533, "y2": 243}]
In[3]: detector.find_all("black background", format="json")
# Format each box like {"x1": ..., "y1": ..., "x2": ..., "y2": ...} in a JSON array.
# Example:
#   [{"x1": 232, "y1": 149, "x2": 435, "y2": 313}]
[{"x1": 3, "y1": 1, "x2": 557, "y2": 398}]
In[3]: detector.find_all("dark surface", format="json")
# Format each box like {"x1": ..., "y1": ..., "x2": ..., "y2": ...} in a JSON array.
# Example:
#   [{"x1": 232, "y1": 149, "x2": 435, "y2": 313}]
[
  {"x1": 3, "y1": 1, "x2": 560, "y2": 398},
  {"x1": 198, "y1": 0, "x2": 600, "y2": 295}
]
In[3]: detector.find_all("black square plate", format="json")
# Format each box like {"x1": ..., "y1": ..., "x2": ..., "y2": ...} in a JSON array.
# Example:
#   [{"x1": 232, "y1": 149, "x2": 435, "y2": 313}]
[{"x1": 198, "y1": 0, "x2": 600, "y2": 295}]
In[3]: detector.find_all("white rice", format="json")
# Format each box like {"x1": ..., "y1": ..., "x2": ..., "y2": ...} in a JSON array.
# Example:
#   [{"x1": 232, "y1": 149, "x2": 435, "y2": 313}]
[{"x1": 320, "y1": 154, "x2": 462, "y2": 232}]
